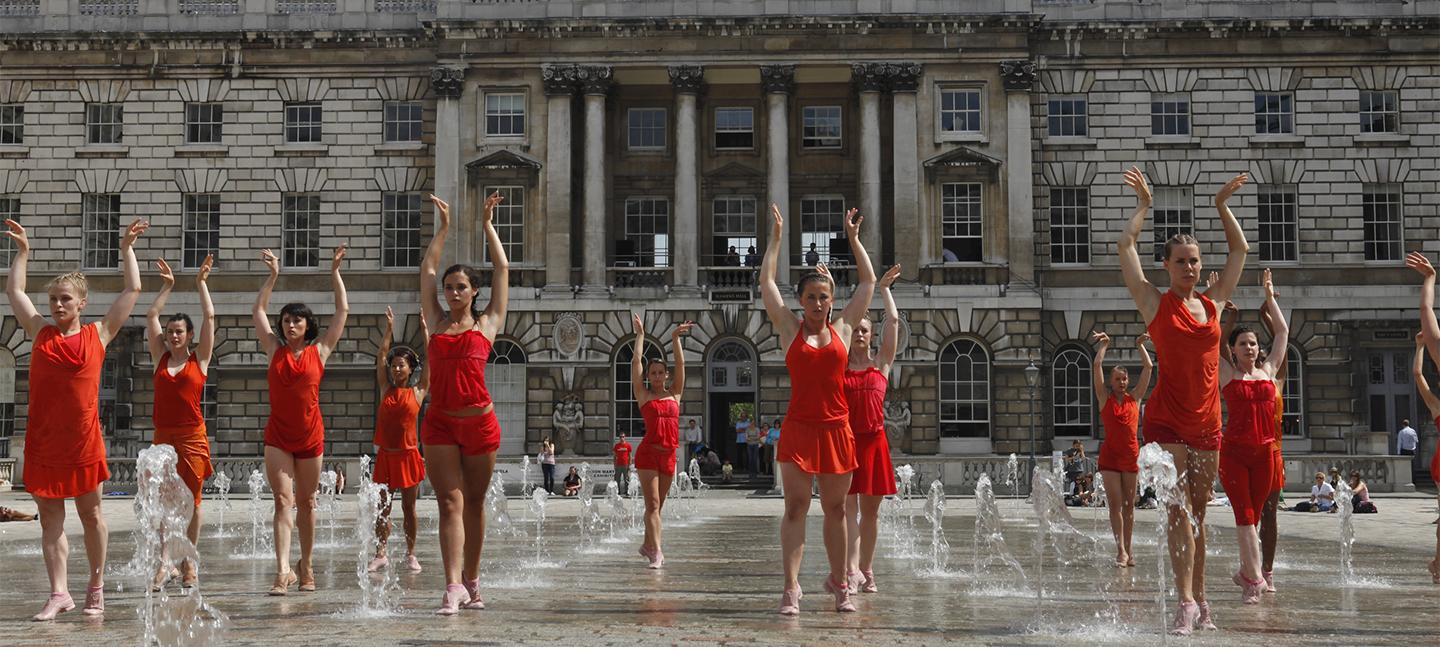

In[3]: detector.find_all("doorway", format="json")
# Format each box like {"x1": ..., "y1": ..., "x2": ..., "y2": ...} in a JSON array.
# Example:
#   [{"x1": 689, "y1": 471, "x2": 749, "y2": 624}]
[
  {"x1": 706, "y1": 340, "x2": 757, "y2": 476},
  {"x1": 1366, "y1": 348, "x2": 1416, "y2": 448}
]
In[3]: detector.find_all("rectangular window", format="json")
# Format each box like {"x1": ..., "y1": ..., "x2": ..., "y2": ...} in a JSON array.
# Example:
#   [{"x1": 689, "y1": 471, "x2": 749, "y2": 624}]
[
  {"x1": 184, "y1": 102, "x2": 223, "y2": 144},
  {"x1": 801, "y1": 105, "x2": 842, "y2": 149},
  {"x1": 713, "y1": 107, "x2": 754, "y2": 150},
  {"x1": 383, "y1": 101, "x2": 423, "y2": 143},
  {"x1": 1151, "y1": 93, "x2": 1190, "y2": 136},
  {"x1": 0, "y1": 104, "x2": 22, "y2": 145},
  {"x1": 1152, "y1": 186, "x2": 1194, "y2": 262},
  {"x1": 182, "y1": 193, "x2": 221, "y2": 269},
  {"x1": 711, "y1": 196, "x2": 757, "y2": 265},
  {"x1": 622, "y1": 198, "x2": 670, "y2": 268},
  {"x1": 201, "y1": 380, "x2": 218, "y2": 433},
  {"x1": 0, "y1": 402, "x2": 12, "y2": 458},
  {"x1": 799, "y1": 196, "x2": 846, "y2": 265},
  {"x1": 281, "y1": 193, "x2": 321, "y2": 268},
  {"x1": 626, "y1": 108, "x2": 666, "y2": 150},
  {"x1": 1049, "y1": 187, "x2": 1090, "y2": 265},
  {"x1": 86, "y1": 103, "x2": 123, "y2": 144},
  {"x1": 1256, "y1": 186, "x2": 1298, "y2": 263},
  {"x1": 1362, "y1": 184, "x2": 1403, "y2": 262},
  {"x1": 0, "y1": 196, "x2": 16, "y2": 266},
  {"x1": 1254, "y1": 92, "x2": 1294, "y2": 135},
  {"x1": 1359, "y1": 90, "x2": 1399, "y2": 134},
  {"x1": 1046, "y1": 96, "x2": 1088, "y2": 137},
  {"x1": 483, "y1": 186, "x2": 525, "y2": 264},
  {"x1": 939, "y1": 88, "x2": 982, "y2": 133},
  {"x1": 484, "y1": 92, "x2": 526, "y2": 137},
  {"x1": 284, "y1": 101, "x2": 322, "y2": 143},
  {"x1": 941, "y1": 183, "x2": 983, "y2": 263},
  {"x1": 381, "y1": 192, "x2": 422, "y2": 269},
  {"x1": 82, "y1": 193, "x2": 121, "y2": 269}
]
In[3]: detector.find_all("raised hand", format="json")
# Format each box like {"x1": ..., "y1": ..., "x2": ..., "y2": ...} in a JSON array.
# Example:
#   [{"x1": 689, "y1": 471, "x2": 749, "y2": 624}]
[
  {"x1": 481, "y1": 191, "x2": 504, "y2": 225},
  {"x1": 384, "y1": 305, "x2": 395, "y2": 331},
  {"x1": 1261, "y1": 267, "x2": 1275, "y2": 301},
  {"x1": 1123, "y1": 166, "x2": 1152, "y2": 205},
  {"x1": 196, "y1": 254, "x2": 213, "y2": 285},
  {"x1": 330, "y1": 244, "x2": 348, "y2": 273},
  {"x1": 1223, "y1": 300, "x2": 1239, "y2": 317},
  {"x1": 672, "y1": 320, "x2": 695, "y2": 341},
  {"x1": 1418, "y1": 331, "x2": 1427, "y2": 349},
  {"x1": 2, "y1": 219, "x2": 29, "y2": 254},
  {"x1": 879, "y1": 264, "x2": 902, "y2": 289},
  {"x1": 1406, "y1": 251, "x2": 1435, "y2": 279},
  {"x1": 1205, "y1": 271, "x2": 1221, "y2": 291},
  {"x1": 1090, "y1": 331, "x2": 1110, "y2": 350},
  {"x1": 1137, "y1": 332, "x2": 1151, "y2": 348},
  {"x1": 632, "y1": 313, "x2": 645, "y2": 337},
  {"x1": 260, "y1": 249, "x2": 280, "y2": 276},
  {"x1": 769, "y1": 203, "x2": 783, "y2": 233},
  {"x1": 843, "y1": 207, "x2": 863, "y2": 239},
  {"x1": 1215, "y1": 173, "x2": 1250, "y2": 207},
  {"x1": 429, "y1": 194, "x2": 452, "y2": 230},
  {"x1": 155, "y1": 258, "x2": 175, "y2": 288},
  {"x1": 815, "y1": 263, "x2": 833, "y2": 282},
  {"x1": 121, "y1": 218, "x2": 150, "y2": 248}
]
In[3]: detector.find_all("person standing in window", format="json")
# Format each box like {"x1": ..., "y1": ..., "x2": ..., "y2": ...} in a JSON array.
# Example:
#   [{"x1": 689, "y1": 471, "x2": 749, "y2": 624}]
[{"x1": 805, "y1": 242, "x2": 821, "y2": 267}]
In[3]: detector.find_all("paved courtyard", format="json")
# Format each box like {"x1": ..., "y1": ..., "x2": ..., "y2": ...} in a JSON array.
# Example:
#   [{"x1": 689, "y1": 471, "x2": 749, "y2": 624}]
[{"x1": 0, "y1": 488, "x2": 1437, "y2": 646}]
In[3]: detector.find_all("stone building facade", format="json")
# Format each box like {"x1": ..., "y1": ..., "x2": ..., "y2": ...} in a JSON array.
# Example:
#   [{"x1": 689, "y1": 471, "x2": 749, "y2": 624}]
[{"x1": 0, "y1": 1, "x2": 1436, "y2": 482}]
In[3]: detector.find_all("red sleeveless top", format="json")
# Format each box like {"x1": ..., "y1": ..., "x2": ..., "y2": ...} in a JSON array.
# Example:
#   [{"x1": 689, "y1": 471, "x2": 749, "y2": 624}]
[
  {"x1": 1100, "y1": 393, "x2": 1140, "y2": 455},
  {"x1": 784, "y1": 324, "x2": 849, "y2": 425},
  {"x1": 843, "y1": 367, "x2": 887, "y2": 436},
  {"x1": 375, "y1": 387, "x2": 420, "y2": 450},
  {"x1": 640, "y1": 398, "x2": 680, "y2": 449},
  {"x1": 1144, "y1": 291, "x2": 1222, "y2": 435},
  {"x1": 1222, "y1": 378, "x2": 1278, "y2": 447},
  {"x1": 428, "y1": 329, "x2": 493, "y2": 411},
  {"x1": 27, "y1": 324, "x2": 105, "y2": 468},
  {"x1": 153, "y1": 352, "x2": 206, "y2": 430},
  {"x1": 265, "y1": 344, "x2": 325, "y2": 448}
]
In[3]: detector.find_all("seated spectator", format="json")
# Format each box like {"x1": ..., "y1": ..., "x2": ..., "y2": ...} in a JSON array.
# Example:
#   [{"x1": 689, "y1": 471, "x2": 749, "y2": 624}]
[
  {"x1": 562, "y1": 466, "x2": 582, "y2": 496},
  {"x1": 699, "y1": 449, "x2": 722, "y2": 476},
  {"x1": 0, "y1": 506, "x2": 37, "y2": 522},
  {"x1": 1135, "y1": 486, "x2": 1157, "y2": 509},
  {"x1": 1292, "y1": 472, "x2": 1335, "y2": 512},
  {"x1": 1349, "y1": 471, "x2": 1378, "y2": 514},
  {"x1": 1063, "y1": 440, "x2": 1087, "y2": 485},
  {"x1": 1065, "y1": 472, "x2": 1094, "y2": 507},
  {"x1": 721, "y1": 459, "x2": 734, "y2": 484}
]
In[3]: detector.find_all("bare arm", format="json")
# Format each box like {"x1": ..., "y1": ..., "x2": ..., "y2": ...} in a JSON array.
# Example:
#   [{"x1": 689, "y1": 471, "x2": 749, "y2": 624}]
[
  {"x1": 1117, "y1": 167, "x2": 1162, "y2": 322},
  {"x1": 377, "y1": 306, "x2": 394, "y2": 391},
  {"x1": 1259, "y1": 269, "x2": 1289, "y2": 378},
  {"x1": 1217, "y1": 299, "x2": 1239, "y2": 384},
  {"x1": 478, "y1": 191, "x2": 508, "y2": 339},
  {"x1": 874, "y1": 265, "x2": 902, "y2": 374},
  {"x1": 631, "y1": 314, "x2": 649, "y2": 406},
  {"x1": 415, "y1": 313, "x2": 430, "y2": 401},
  {"x1": 420, "y1": 195, "x2": 451, "y2": 331},
  {"x1": 252, "y1": 249, "x2": 281, "y2": 355},
  {"x1": 759, "y1": 204, "x2": 798, "y2": 345},
  {"x1": 837, "y1": 208, "x2": 877, "y2": 330},
  {"x1": 98, "y1": 218, "x2": 149, "y2": 347},
  {"x1": 1199, "y1": 173, "x2": 1251, "y2": 304},
  {"x1": 145, "y1": 258, "x2": 175, "y2": 366},
  {"x1": 1414, "y1": 333, "x2": 1440, "y2": 419},
  {"x1": 671, "y1": 321, "x2": 694, "y2": 402},
  {"x1": 314, "y1": 244, "x2": 350, "y2": 363},
  {"x1": 1131, "y1": 333, "x2": 1154, "y2": 405},
  {"x1": 194, "y1": 255, "x2": 216, "y2": 372},
  {"x1": 1089, "y1": 331, "x2": 1111, "y2": 406},
  {"x1": 2, "y1": 220, "x2": 45, "y2": 337},
  {"x1": 1406, "y1": 252, "x2": 1440, "y2": 367}
]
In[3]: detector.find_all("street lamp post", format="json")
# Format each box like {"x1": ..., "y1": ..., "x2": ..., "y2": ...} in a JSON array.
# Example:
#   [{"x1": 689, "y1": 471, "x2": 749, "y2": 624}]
[{"x1": 1024, "y1": 359, "x2": 1040, "y2": 488}]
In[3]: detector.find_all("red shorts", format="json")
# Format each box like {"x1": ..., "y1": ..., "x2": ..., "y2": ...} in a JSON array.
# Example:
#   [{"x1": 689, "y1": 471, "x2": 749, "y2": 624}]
[
  {"x1": 373, "y1": 447, "x2": 426, "y2": 490},
  {"x1": 24, "y1": 459, "x2": 110, "y2": 500},
  {"x1": 1144, "y1": 422, "x2": 1221, "y2": 452},
  {"x1": 778, "y1": 418, "x2": 857, "y2": 475},
  {"x1": 1220, "y1": 441, "x2": 1274, "y2": 526},
  {"x1": 421, "y1": 409, "x2": 501, "y2": 456},
  {"x1": 848, "y1": 430, "x2": 896, "y2": 496},
  {"x1": 633, "y1": 440, "x2": 677, "y2": 475},
  {"x1": 265, "y1": 440, "x2": 324, "y2": 460}
]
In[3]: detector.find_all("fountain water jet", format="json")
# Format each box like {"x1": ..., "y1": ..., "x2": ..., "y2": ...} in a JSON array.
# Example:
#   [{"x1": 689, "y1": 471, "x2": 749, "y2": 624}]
[
  {"x1": 135, "y1": 444, "x2": 228, "y2": 646},
  {"x1": 350, "y1": 455, "x2": 400, "y2": 617},
  {"x1": 211, "y1": 472, "x2": 231, "y2": 538},
  {"x1": 1137, "y1": 443, "x2": 1181, "y2": 635},
  {"x1": 971, "y1": 474, "x2": 1026, "y2": 589}
]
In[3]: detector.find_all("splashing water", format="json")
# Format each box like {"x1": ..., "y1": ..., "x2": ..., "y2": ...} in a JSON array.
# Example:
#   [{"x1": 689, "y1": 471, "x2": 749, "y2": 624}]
[
  {"x1": 626, "y1": 464, "x2": 642, "y2": 533},
  {"x1": 135, "y1": 445, "x2": 229, "y2": 645},
  {"x1": 519, "y1": 456, "x2": 533, "y2": 523},
  {"x1": 1137, "y1": 443, "x2": 1181, "y2": 634},
  {"x1": 882, "y1": 464, "x2": 922, "y2": 560},
  {"x1": 576, "y1": 463, "x2": 601, "y2": 550},
  {"x1": 487, "y1": 471, "x2": 520, "y2": 538},
  {"x1": 1090, "y1": 474, "x2": 1108, "y2": 536},
  {"x1": 212, "y1": 472, "x2": 232, "y2": 539},
  {"x1": 319, "y1": 469, "x2": 340, "y2": 547},
  {"x1": 529, "y1": 488, "x2": 551, "y2": 567},
  {"x1": 919, "y1": 480, "x2": 950, "y2": 575},
  {"x1": 245, "y1": 470, "x2": 271, "y2": 558},
  {"x1": 605, "y1": 480, "x2": 627, "y2": 542},
  {"x1": 1335, "y1": 477, "x2": 1356, "y2": 584},
  {"x1": 972, "y1": 474, "x2": 1026, "y2": 588},
  {"x1": 1005, "y1": 453, "x2": 1022, "y2": 518},
  {"x1": 350, "y1": 456, "x2": 400, "y2": 617}
]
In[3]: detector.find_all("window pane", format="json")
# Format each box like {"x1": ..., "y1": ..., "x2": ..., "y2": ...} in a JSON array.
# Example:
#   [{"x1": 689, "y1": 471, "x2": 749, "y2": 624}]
[
  {"x1": 1049, "y1": 187, "x2": 1090, "y2": 265},
  {"x1": 82, "y1": 194, "x2": 120, "y2": 268},
  {"x1": 282, "y1": 193, "x2": 321, "y2": 267},
  {"x1": 381, "y1": 192, "x2": 423, "y2": 268},
  {"x1": 711, "y1": 196, "x2": 757, "y2": 265},
  {"x1": 1052, "y1": 349, "x2": 1092, "y2": 437},
  {"x1": 1, "y1": 105, "x2": 26, "y2": 145},
  {"x1": 1257, "y1": 186, "x2": 1298, "y2": 263},
  {"x1": 383, "y1": 101, "x2": 423, "y2": 142},
  {"x1": 484, "y1": 186, "x2": 525, "y2": 264},
  {"x1": 627, "y1": 108, "x2": 666, "y2": 150},
  {"x1": 486, "y1": 93, "x2": 525, "y2": 136},
  {"x1": 939, "y1": 89, "x2": 981, "y2": 133},
  {"x1": 714, "y1": 107, "x2": 754, "y2": 149},
  {"x1": 1152, "y1": 186, "x2": 1194, "y2": 262},
  {"x1": 623, "y1": 198, "x2": 670, "y2": 267},
  {"x1": 800, "y1": 197, "x2": 846, "y2": 265},
  {"x1": 939, "y1": 340, "x2": 990, "y2": 438},
  {"x1": 182, "y1": 193, "x2": 221, "y2": 268},
  {"x1": 284, "y1": 102, "x2": 322, "y2": 143},
  {"x1": 941, "y1": 183, "x2": 982, "y2": 262},
  {"x1": 802, "y1": 105, "x2": 842, "y2": 148},
  {"x1": 1362, "y1": 184, "x2": 1402, "y2": 262}
]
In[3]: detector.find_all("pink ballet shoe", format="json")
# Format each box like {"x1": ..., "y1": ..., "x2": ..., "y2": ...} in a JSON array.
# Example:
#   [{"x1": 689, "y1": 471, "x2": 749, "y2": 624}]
[
  {"x1": 1196, "y1": 600, "x2": 1218, "y2": 631},
  {"x1": 32, "y1": 592, "x2": 75, "y2": 621},
  {"x1": 81, "y1": 585, "x2": 104, "y2": 616},
  {"x1": 860, "y1": 569, "x2": 878, "y2": 593},
  {"x1": 777, "y1": 587, "x2": 803, "y2": 616},
  {"x1": 1233, "y1": 571, "x2": 1264, "y2": 605},
  {"x1": 406, "y1": 554, "x2": 422, "y2": 573},
  {"x1": 638, "y1": 545, "x2": 654, "y2": 563},
  {"x1": 461, "y1": 577, "x2": 485, "y2": 610},
  {"x1": 1262, "y1": 570, "x2": 1276, "y2": 593},
  {"x1": 366, "y1": 555, "x2": 389, "y2": 573},
  {"x1": 822, "y1": 577, "x2": 857, "y2": 613},
  {"x1": 846, "y1": 570, "x2": 864, "y2": 592},
  {"x1": 435, "y1": 584, "x2": 466, "y2": 616},
  {"x1": 1169, "y1": 600, "x2": 1199, "y2": 636},
  {"x1": 647, "y1": 549, "x2": 665, "y2": 570}
]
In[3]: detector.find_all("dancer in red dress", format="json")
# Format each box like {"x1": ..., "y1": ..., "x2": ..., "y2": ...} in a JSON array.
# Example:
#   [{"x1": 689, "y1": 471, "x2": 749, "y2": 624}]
[
  {"x1": 629, "y1": 314, "x2": 694, "y2": 569},
  {"x1": 1118, "y1": 166, "x2": 1249, "y2": 634},
  {"x1": 6, "y1": 217, "x2": 149, "y2": 620},
  {"x1": 420, "y1": 192, "x2": 509, "y2": 615},
  {"x1": 759, "y1": 203, "x2": 877, "y2": 615},
  {"x1": 145, "y1": 254, "x2": 217, "y2": 589},
  {"x1": 1404, "y1": 251, "x2": 1440, "y2": 585},
  {"x1": 368, "y1": 306, "x2": 429, "y2": 574},
  {"x1": 1090, "y1": 330, "x2": 1152, "y2": 568},
  {"x1": 841, "y1": 264, "x2": 901, "y2": 594},
  {"x1": 252, "y1": 244, "x2": 350, "y2": 595},
  {"x1": 1217, "y1": 269, "x2": 1288, "y2": 605}
]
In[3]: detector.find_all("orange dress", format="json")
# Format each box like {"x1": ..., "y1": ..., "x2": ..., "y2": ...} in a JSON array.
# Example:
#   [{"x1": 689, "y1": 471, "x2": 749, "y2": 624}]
[
  {"x1": 777, "y1": 324, "x2": 857, "y2": 475},
  {"x1": 1142, "y1": 291, "x2": 1222, "y2": 450},
  {"x1": 264, "y1": 345, "x2": 326, "y2": 458},
  {"x1": 373, "y1": 387, "x2": 425, "y2": 490},
  {"x1": 844, "y1": 367, "x2": 895, "y2": 495},
  {"x1": 153, "y1": 352, "x2": 214, "y2": 505},
  {"x1": 1271, "y1": 393, "x2": 1286, "y2": 492},
  {"x1": 23, "y1": 323, "x2": 110, "y2": 499}
]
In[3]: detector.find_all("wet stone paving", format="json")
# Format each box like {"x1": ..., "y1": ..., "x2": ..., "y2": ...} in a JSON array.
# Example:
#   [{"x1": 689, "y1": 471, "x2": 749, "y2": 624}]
[{"x1": 0, "y1": 485, "x2": 1438, "y2": 646}]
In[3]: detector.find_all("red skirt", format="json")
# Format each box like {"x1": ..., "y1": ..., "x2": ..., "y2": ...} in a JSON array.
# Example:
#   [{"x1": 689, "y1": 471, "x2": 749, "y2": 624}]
[
  {"x1": 1097, "y1": 439, "x2": 1139, "y2": 474},
  {"x1": 848, "y1": 430, "x2": 896, "y2": 496},
  {"x1": 373, "y1": 447, "x2": 426, "y2": 490},
  {"x1": 25, "y1": 459, "x2": 110, "y2": 500},
  {"x1": 633, "y1": 440, "x2": 677, "y2": 475},
  {"x1": 154, "y1": 424, "x2": 214, "y2": 506},
  {"x1": 778, "y1": 418, "x2": 857, "y2": 475}
]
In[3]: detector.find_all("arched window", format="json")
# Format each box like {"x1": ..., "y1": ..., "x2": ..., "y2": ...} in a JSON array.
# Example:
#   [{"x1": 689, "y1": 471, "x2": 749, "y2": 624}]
[
  {"x1": 487, "y1": 339, "x2": 528, "y2": 455},
  {"x1": 939, "y1": 338, "x2": 990, "y2": 438},
  {"x1": 1283, "y1": 344, "x2": 1303, "y2": 437},
  {"x1": 1052, "y1": 346, "x2": 1093, "y2": 437},
  {"x1": 0, "y1": 349, "x2": 13, "y2": 459},
  {"x1": 614, "y1": 340, "x2": 663, "y2": 440}
]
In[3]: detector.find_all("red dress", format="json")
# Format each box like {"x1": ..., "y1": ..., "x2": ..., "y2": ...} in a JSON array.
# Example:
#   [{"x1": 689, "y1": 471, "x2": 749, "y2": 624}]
[
  {"x1": 153, "y1": 352, "x2": 214, "y2": 504},
  {"x1": 373, "y1": 387, "x2": 425, "y2": 490},
  {"x1": 777, "y1": 324, "x2": 857, "y2": 475},
  {"x1": 23, "y1": 324, "x2": 110, "y2": 499},
  {"x1": 844, "y1": 367, "x2": 896, "y2": 496},
  {"x1": 1271, "y1": 393, "x2": 1286, "y2": 492},
  {"x1": 421, "y1": 330, "x2": 502, "y2": 455},
  {"x1": 265, "y1": 344, "x2": 326, "y2": 459},
  {"x1": 1097, "y1": 393, "x2": 1139, "y2": 473},
  {"x1": 1219, "y1": 379, "x2": 1277, "y2": 527},
  {"x1": 1432, "y1": 416, "x2": 1440, "y2": 485},
  {"x1": 635, "y1": 398, "x2": 679, "y2": 475},
  {"x1": 1143, "y1": 291, "x2": 1222, "y2": 450}
]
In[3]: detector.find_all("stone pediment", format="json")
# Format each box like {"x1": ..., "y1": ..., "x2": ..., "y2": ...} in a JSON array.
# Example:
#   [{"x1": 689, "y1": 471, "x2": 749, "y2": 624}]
[
  {"x1": 466, "y1": 149, "x2": 543, "y2": 171},
  {"x1": 923, "y1": 146, "x2": 1002, "y2": 180},
  {"x1": 705, "y1": 162, "x2": 765, "y2": 180}
]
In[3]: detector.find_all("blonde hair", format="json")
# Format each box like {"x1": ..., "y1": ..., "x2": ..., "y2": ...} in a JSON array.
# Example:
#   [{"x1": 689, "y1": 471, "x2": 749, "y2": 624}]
[{"x1": 46, "y1": 271, "x2": 89, "y2": 298}]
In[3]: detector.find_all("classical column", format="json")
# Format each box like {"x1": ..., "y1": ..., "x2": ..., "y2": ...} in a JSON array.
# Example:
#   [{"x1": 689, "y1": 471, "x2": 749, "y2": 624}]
[
  {"x1": 431, "y1": 66, "x2": 466, "y2": 267},
  {"x1": 669, "y1": 65, "x2": 704, "y2": 290},
  {"x1": 1001, "y1": 59, "x2": 1037, "y2": 284},
  {"x1": 578, "y1": 65, "x2": 613, "y2": 288},
  {"x1": 761, "y1": 64, "x2": 794, "y2": 280},
  {"x1": 542, "y1": 64, "x2": 578, "y2": 290},
  {"x1": 890, "y1": 63, "x2": 923, "y2": 280},
  {"x1": 853, "y1": 63, "x2": 885, "y2": 268}
]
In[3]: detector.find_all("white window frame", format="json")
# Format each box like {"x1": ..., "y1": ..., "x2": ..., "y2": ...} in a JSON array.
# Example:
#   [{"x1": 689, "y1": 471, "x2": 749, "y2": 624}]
[
  {"x1": 713, "y1": 107, "x2": 754, "y2": 150},
  {"x1": 182, "y1": 193, "x2": 221, "y2": 269},
  {"x1": 0, "y1": 350, "x2": 13, "y2": 458},
  {"x1": 1256, "y1": 185, "x2": 1299, "y2": 263},
  {"x1": 799, "y1": 195, "x2": 847, "y2": 266},
  {"x1": 383, "y1": 100, "x2": 423, "y2": 143},
  {"x1": 82, "y1": 193, "x2": 121, "y2": 270},
  {"x1": 184, "y1": 102, "x2": 223, "y2": 145},
  {"x1": 614, "y1": 340, "x2": 663, "y2": 439},
  {"x1": 1049, "y1": 187, "x2": 1090, "y2": 266},
  {"x1": 283, "y1": 101, "x2": 322, "y2": 144},
  {"x1": 939, "y1": 338, "x2": 990, "y2": 439},
  {"x1": 483, "y1": 91, "x2": 527, "y2": 138},
  {"x1": 941, "y1": 183, "x2": 983, "y2": 263},
  {"x1": 281, "y1": 193, "x2": 321, "y2": 268},
  {"x1": 623, "y1": 196, "x2": 671, "y2": 268},
  {"x1": 1358, "y1": 90, "x2": 1399, "y2": 135},
  {"x1": 381, "y1": 191, "x2": 423, "y2": 269},
  {"x1": 711, "y1": 195, "x2": 757, "y2": 265},
  {"x1": 1283, "y1": 344, "x2": 1304, "y2": 438},
  {"x1": 801, "y1": 105, "x2": 843, "y2": 149},
  {"x1": 0, "y1": 195, "x2": 17, "y2": 267},
  {"x1": 483, "y1": 185, "x2": 525, "y2": 264},
  {"x1": 0, "y1": 104, "x2": 24, "y2": 145},
  {"x1": 626, "y1": 107, "x2": 667, "y2": 151},
  {"x1": 1152, "y1": 186, "x2": 1194, "y2": 263},
  {"x1": 1362, "y1": 183, "x2": 1403, "y2": 263},
  {"x1": 1052, "y1": 347, "x2": 1094, "y2": 437},
  {"x1": 937, "y1": 86, "x2": 983, "y2": 137},
  {"x1": 1254, "y1": 92, "x2": 1294, "y2": 135},
  {"x1": 1150, "y1": 93, "x2": 1191, "y2": 136},
  {"x1": 1046, "y1": 95, "x2": 1088, "y2": 138},
  {"x1": 487, "y1": 339, "x2": 528, "y2": 456},
  {"x1": 86, "y1": 102, "x2": 123, "y2": 145}
]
